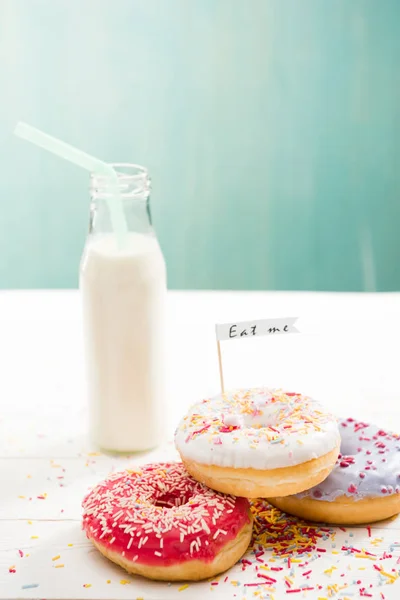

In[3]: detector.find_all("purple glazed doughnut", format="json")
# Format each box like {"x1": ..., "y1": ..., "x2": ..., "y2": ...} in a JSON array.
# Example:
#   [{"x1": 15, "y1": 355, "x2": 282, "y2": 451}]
[{"x1": 268, "y1": 418, "x2": 400, "y2": 524}]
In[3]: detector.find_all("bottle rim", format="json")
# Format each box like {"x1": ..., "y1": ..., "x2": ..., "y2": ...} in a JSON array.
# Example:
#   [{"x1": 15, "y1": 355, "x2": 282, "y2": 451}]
[{"x1": 90, "y1": 163, "x2": 150, "y2": 199}]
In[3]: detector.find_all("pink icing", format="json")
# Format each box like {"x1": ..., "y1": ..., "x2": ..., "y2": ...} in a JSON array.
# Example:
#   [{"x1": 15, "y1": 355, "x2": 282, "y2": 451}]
[
  {"x1": 82, "y1": 462, "x2": 251, "y2": 566},
  {"x1": 296, "y1": 418, "x2": 400, "y2": 502}
]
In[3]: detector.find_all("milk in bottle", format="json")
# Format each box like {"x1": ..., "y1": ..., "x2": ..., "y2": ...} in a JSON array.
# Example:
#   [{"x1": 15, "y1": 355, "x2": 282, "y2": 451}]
[{"x1": 80, "y1": 165, "x2": 166, "y2": 451}]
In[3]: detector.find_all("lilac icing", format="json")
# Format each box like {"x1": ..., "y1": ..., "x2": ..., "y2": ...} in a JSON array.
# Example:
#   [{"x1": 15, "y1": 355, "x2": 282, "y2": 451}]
[{"x1": 296, "y1": 417, "x2": 400, "y2": 502}]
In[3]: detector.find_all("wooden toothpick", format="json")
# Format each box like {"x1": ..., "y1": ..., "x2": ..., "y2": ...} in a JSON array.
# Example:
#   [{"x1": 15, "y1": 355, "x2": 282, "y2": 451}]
[{"x1": 217, "y1": 340, "x2": 225, "y2": 394}]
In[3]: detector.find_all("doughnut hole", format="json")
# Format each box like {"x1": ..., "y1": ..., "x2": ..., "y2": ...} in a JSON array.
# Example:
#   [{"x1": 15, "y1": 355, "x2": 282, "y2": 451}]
[
  {"x1": 153, "y1": 491, "x2": 195, "y2": 509},
  {"x1": 222, "y1": 389, "x2": 295, "y2": 432},
  {"x1": 224, "y1": 403, "x2": 294, "y2": 431}
]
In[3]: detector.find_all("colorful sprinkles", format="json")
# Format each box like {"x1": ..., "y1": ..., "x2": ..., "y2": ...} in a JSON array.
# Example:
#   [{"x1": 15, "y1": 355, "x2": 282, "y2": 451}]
[
  {"x1": 295, "y1": 418, "x2": 400, "y2": 502},
  {"x1": 7, "y1": 429, "x2": 400, "y2": 599},
  {"x1": 175, "y1": 388, "x2": 340, "y2": 471},
  {"x1": 82, "y1": 462, "x2": 251, "y2": 566},
  {"x1": 251, "y1": 499, "x2": 335, "y2": 555},
  {"x1": 8, "y1": 494, "x2": 400, "y2": 597},
  {"x1": 229, "y1": 499, "x2": 400, "y2": 598}
]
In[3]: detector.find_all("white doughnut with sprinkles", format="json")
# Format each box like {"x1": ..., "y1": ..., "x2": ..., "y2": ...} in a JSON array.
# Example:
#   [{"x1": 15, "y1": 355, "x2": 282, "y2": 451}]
[
  {"x1": 268, "y1": 418, "x2": 400, "y2": 524},
  {"x1": 175, "y1": 388, "x2": 340, "y2": 498},
  {"x1": 82, "y1": 462, "x2": 252, "y2": 581}
]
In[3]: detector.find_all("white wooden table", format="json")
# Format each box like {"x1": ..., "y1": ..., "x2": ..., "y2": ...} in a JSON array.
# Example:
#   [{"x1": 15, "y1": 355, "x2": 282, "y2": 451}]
[{"x1": 1, "y1": 290, "x2": 400, "y2": 600}]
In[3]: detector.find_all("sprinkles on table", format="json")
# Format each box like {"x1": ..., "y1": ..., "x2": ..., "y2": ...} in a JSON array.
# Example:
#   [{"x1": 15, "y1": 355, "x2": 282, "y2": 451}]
[
  {"x1": 230, "y1": 499, "x2": 400, "y2": 597},
  {"x1": 10, "y1": 445, "x2": 400, "y2": 598},
  {"x1": 31, "y1": 496, "x2": 397, "y2": 597},
  {"x1": 21, "y1": 583, "x2": 39, "y2": 590},
  {"x1": 250, "y1": 499, "x2": 335, "y2": 555}
]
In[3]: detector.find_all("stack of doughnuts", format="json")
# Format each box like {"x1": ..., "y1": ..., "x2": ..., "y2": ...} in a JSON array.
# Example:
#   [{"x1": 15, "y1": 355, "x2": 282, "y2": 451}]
[{"x1": 82, "y1": 387, "x2": 400, "y2": 581}]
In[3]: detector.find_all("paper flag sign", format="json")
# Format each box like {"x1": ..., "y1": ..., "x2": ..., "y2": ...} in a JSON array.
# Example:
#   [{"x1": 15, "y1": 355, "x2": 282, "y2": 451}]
[{"x1": 215, "y1": 317, "x2": 299, "y2": 342}]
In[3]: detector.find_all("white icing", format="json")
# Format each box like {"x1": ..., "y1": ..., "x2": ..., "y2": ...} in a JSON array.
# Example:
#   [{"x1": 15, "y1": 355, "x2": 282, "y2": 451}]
[{"x1": 175, "y1": 388, "x2": 340, "y2": 470}]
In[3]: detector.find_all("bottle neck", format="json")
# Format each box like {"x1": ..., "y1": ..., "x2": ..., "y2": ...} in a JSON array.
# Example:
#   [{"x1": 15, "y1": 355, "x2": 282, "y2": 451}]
[
  {"x1": 89, "y1": 196, "x2": 153, "y2": 236},
  {"x1": 89, "y1": 163, "x2": 153, "y2": 236}
]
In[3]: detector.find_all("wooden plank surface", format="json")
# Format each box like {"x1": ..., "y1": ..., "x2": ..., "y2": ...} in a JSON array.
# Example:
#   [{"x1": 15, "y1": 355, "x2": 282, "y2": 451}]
[
  {"x1": 1, "y1": 291, "x2": 400, "y2": 598},
  {"x1": 1, "y1": 518, "x2": 399, "y2": 600}
]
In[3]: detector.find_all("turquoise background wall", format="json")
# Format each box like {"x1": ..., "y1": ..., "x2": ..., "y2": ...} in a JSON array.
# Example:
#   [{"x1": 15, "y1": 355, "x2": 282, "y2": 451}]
[{"x1": 0, "y1": 0, "x2": 399, "y2": 291}]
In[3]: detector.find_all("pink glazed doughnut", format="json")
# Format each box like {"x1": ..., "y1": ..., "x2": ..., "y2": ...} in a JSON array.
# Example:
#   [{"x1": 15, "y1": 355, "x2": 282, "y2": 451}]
[
  {"x1": 268, "y1": 418, "x2": 400, "y2": 524},
  {"x1": 82, "y1": 462, "x2": 252, "y2": 581}
]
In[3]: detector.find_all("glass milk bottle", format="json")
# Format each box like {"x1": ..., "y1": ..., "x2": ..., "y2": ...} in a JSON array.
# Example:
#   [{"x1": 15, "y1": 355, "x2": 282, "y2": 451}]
[{"x1": 80, "y1": 164, "x2": 166, "y2": 452}]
